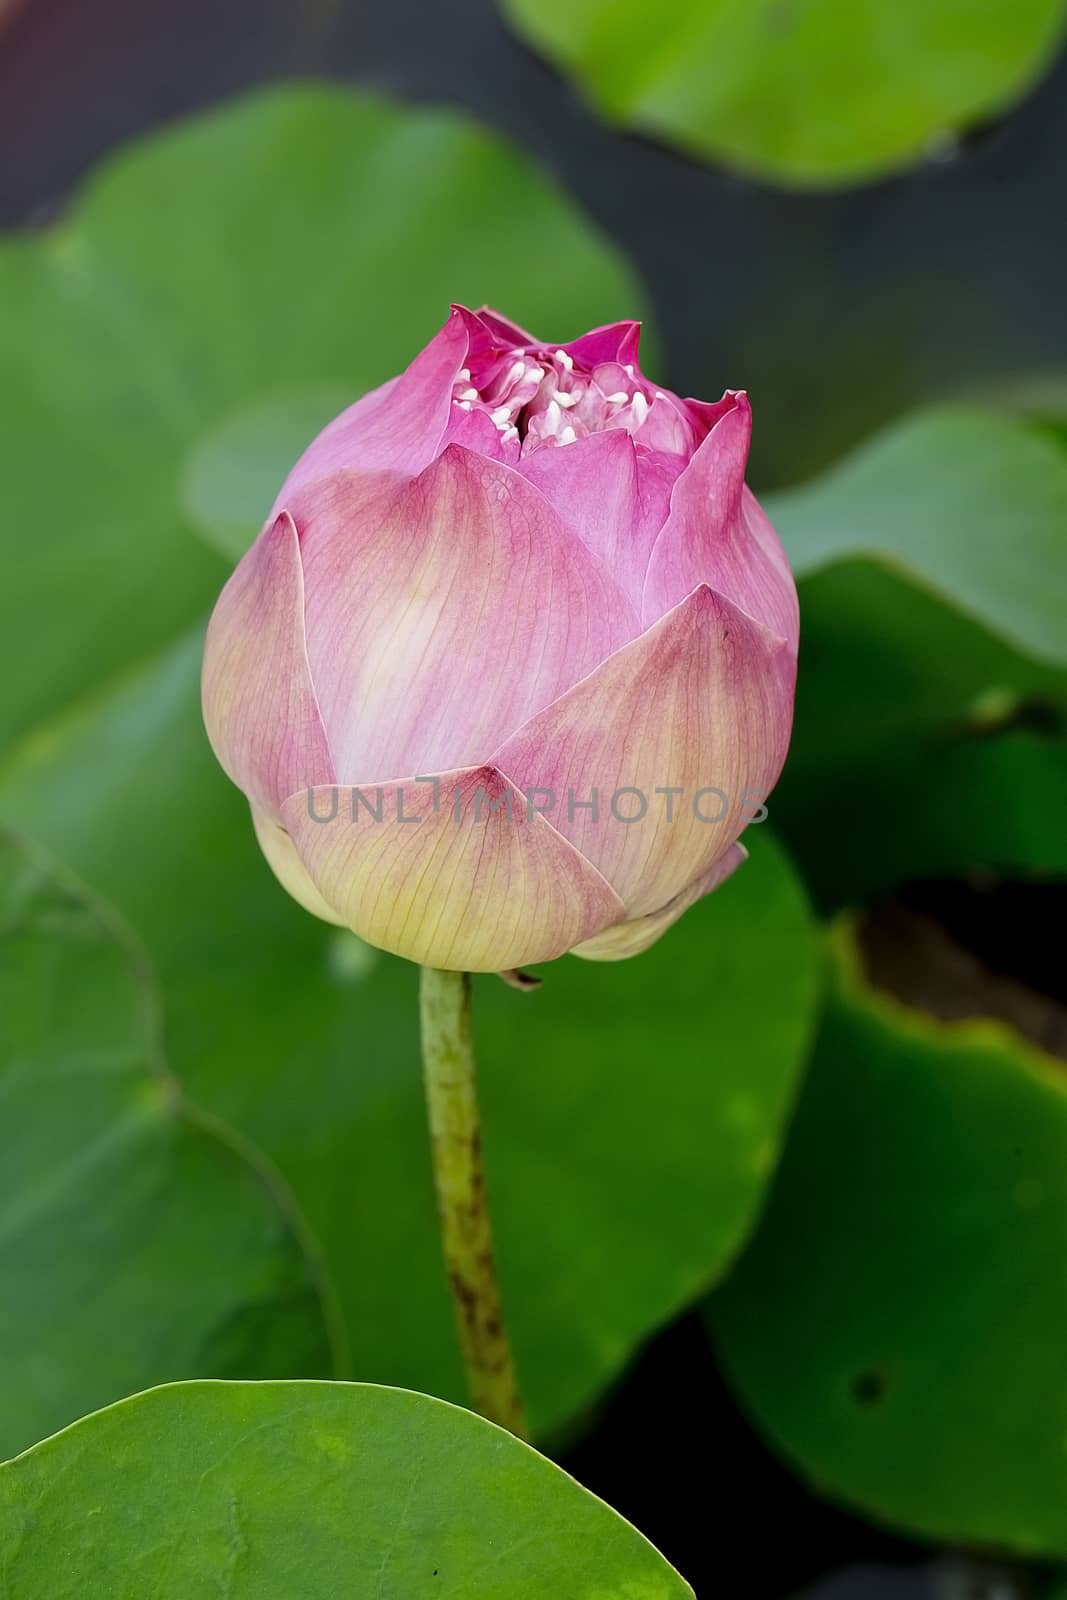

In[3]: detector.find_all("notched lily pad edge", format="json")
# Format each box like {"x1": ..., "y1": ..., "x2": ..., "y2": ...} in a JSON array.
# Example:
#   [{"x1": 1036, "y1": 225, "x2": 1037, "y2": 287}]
[{"x1": 0, "y1": 826, "x2": 352, "y2": 1382}]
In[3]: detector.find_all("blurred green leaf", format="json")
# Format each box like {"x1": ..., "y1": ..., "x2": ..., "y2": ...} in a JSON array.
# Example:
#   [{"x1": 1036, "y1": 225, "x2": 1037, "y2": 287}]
[
  {"x1": 0, "y1": 1381, "x2": 693, "y2": 1598},
  {"x1": 0, "y1": 84, "x2": 647, "y2": 754},
  {"x1": 0, "y1": 832, "x2": 337, "y2": 1460},
  {"x1": 0, "y1": 233, "x2": 224, "y2": 757},
  {"x1": 782, "y1": 720, "x2": 1067, "y2": 908},
  {"x1": 499, "y1": 0, "x2": 1067, "y2": 187},
  {"x1": 766, "y1": 406, "x2": 1067, "y2": 906},
  {"x1": 0, "y1": 635, "x2": 820, "y2": 1437},
  {"x1": 770, "y1": 410, "x2": 1067, "y2": 667},
  {"x1": 776, "y1": 557, "x2": 1067, "y2": 906},
  {"x1": 709, "y1": 922, "x2": 1067, "y2": 1555},
  {"x1": 181, "y1": 385, "x2": 354, "y2": 561}
]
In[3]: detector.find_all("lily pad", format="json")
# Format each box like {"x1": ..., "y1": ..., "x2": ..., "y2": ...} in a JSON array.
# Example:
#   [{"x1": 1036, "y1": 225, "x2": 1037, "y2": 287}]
[
  {"x1": 0, "y1": 1380, "x2": 693, "y2": 1597},
  {"x1": 765, "y1": 408, "x2": 1067, "y2": 906},
  {"x1": 769, "y1": 409, "x2": 1067, "y2": 667},
  {"x1": 710, "y1": 922, "x2": 1067, "y2": 1555},
  {"x1": 180, "y1": 385, "x2": 355, "y2": 561},
  {"x1": 0, "y1": 832, "x2": 337, "y2": 1460},
  {"x1": 0, "y1": 83, "x2": 646, "y2": 755},
  {"x1": 500, "y1": 0, "x2": 1067, "y2": 188},
  {"x1": 777, "y1": 556, "x2": 1067, "y2": 907}
]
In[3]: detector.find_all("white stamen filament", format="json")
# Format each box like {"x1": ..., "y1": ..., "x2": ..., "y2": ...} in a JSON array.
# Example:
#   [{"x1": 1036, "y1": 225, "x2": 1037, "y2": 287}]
[{"x1": 452, "y1": 345, "x2": 673, "y2": 454}]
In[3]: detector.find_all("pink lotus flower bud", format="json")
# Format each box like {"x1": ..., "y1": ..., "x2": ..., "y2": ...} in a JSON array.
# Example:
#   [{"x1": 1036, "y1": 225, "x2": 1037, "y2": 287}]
[{"x1": 202, "y1": 306, "x2": 798, "y2": 971}]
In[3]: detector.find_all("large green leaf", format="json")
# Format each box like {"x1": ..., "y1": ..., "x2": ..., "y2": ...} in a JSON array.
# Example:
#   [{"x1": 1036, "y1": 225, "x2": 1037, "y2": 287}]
[
  {"x1": 0, "y1": 1381, "x2": 693, "y2": 1597},
  {"x1": 776, "y1": 557, "x2": 1067, "y2": 907},
  {"x1": 770, "y1": 409, "x2": 1067, "y2": 667},
  {"x1": 765, "y1": 407, "x2": 1067, "y2": 906},
  {"x1": 500, "y1": 0, "x2": 1067, "y2": 187},
  {"x1": 0, "y1": 84, "x2": 646, "y2": 754},
  {"x1": 0, "y1": 634, "x2": 820, "y2": 1438},
  {"x1": 709, "y1": 922, "x2": 1067, "y2": 1555},
  {"x1": 180, "y1": 385, "x2": 356, "y2": 562},
  {"x1": 0, "y1": 832, "x2": 337, "y2": 1461}
]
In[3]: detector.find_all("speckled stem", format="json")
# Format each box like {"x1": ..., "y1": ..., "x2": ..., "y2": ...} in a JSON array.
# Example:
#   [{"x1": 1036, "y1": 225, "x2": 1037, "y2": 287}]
[{"x1": 418, "y1": 966, "x2": 528, "y2": 1439}]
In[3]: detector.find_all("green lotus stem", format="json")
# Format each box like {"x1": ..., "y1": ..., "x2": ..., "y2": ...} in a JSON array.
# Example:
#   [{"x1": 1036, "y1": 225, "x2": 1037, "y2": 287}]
[{"x1": 419, "y1": 966, "x2": 528, "y2": 1440}]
